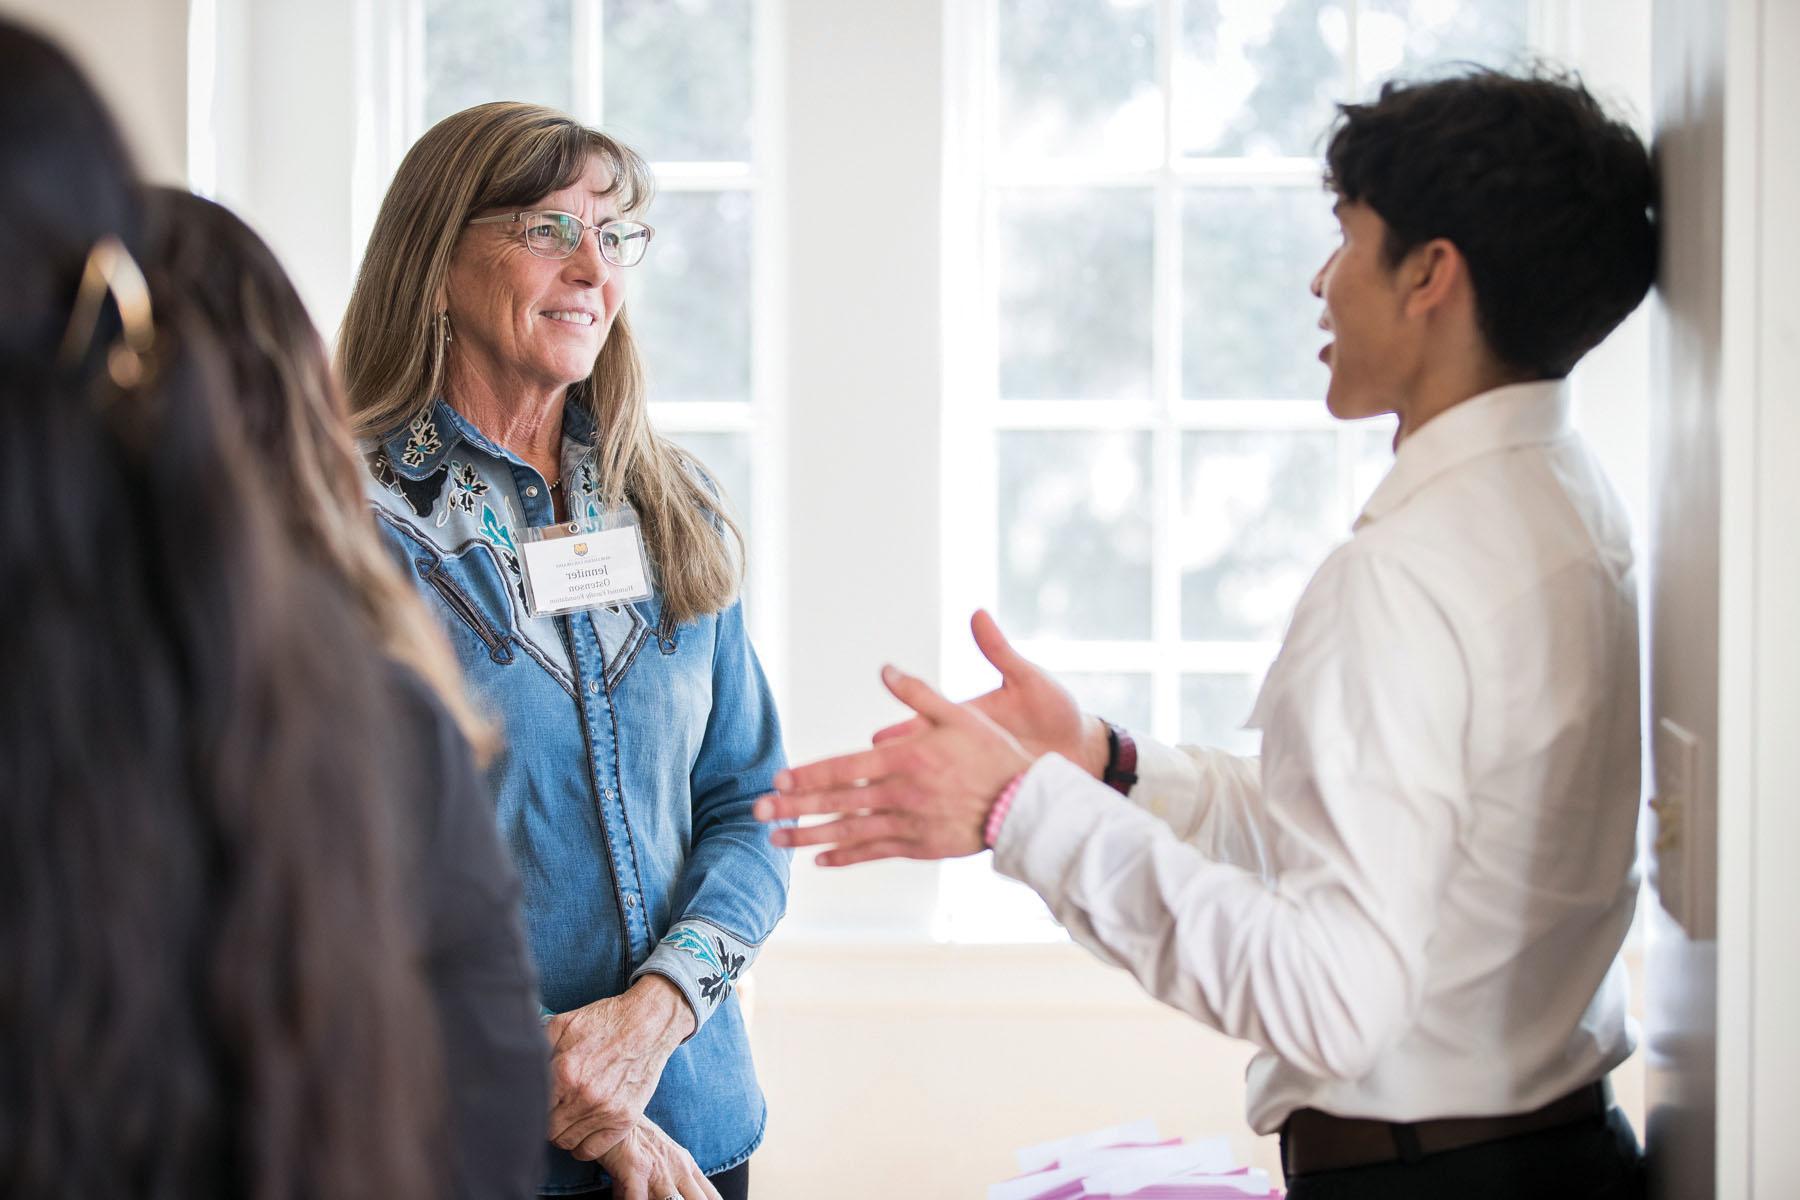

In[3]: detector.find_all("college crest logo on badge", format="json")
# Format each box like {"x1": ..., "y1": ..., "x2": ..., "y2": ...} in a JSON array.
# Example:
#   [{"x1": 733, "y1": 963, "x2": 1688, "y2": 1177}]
[{"x1": 572, "y1": 542, "x2": 589, "y2": 556}]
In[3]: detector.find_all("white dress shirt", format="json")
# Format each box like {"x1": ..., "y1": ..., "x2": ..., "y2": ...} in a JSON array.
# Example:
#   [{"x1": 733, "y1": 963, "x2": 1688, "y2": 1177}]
[{"x1": 992, "y1": 380, "x2": 1642, "y2": 1134}]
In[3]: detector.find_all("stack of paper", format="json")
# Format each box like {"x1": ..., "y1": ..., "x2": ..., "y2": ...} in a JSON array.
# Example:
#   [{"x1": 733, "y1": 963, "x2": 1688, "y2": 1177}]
[{"x1": 990, "y1": 1120, "x2": 1282, "y2": 1200}]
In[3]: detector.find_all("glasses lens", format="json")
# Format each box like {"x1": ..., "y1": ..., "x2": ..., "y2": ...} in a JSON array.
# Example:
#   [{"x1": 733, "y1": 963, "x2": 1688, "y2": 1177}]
[
  {"x1": 523, "y1": 212, "x2": 583, "y2": 258},
  {"x1": 598, "y1": 221, "x2": 653, "y2": 267}
]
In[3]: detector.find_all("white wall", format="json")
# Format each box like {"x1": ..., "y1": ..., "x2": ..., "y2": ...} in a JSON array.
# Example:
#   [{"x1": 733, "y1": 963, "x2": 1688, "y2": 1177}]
[
  {"x1": 1646, "y1": 0, "x2": 1800, "y2": 1196},
  {"x1": 774, "y1": 0, "x2": 947, "y2": 938},
  {"x1": 0, "y1": 0, "x2": 189, "y2": 183},
  {"x1": 1644, "y1": 0, "x2": 1723, "y2": 1192},
  {"x1": 200, "y1": 0, "x2": 361, "y2": 339},
  {"x1": 1716, "y1": 0, "x2": 1800, "y2": 1194}
]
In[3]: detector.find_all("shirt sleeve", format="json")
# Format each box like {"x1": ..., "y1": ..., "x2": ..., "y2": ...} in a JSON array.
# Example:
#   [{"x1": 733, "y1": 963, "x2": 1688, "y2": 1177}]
[
  {"x1": 629, "y1": 598, "x2": 791, "y2": 1035},
  {"x1": 992, "y1": 548, "x2": 1469, "y2": 1082},
  {"x1": 1127, "y1": 734, "x2": 1270, "y2": 876}
]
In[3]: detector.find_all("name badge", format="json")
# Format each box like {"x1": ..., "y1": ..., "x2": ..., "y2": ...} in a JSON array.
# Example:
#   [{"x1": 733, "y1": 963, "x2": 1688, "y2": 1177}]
[{"x1": 518, "y1": 509, "x2": 653, "y2": 618}]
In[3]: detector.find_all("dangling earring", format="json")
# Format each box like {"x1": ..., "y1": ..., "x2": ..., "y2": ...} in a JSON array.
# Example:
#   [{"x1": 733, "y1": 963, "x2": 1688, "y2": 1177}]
[{"x1": 438, "y1": 311, "x2": 453, "y2": 344}]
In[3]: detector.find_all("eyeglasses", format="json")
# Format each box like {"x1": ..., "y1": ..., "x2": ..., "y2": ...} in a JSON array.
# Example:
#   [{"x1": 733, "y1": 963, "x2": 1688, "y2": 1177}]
[{"x1": 466, "y1": 210, "x2": 655, "y2": 266}]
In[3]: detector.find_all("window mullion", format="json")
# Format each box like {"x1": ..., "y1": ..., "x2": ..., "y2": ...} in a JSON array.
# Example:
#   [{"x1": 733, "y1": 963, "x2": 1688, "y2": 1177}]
[
  {"x1": 403, "y1": 0, "x2": 426, "y2": 145},
  {"x1": 1151, "y1": 0, "x2": 1183, "y2": 747},
  {"x1": 573, "y1": 0, "x2": 602, "y2": 127}
]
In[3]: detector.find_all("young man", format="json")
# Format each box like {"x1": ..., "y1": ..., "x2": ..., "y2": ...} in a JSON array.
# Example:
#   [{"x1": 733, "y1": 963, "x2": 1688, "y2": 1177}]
[{"x1": 757, "y1": 68, "x2": 1656, "y2": 1199}]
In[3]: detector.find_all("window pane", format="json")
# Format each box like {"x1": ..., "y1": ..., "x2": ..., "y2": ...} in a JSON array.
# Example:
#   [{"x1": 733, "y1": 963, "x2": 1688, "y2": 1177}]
[
  {"x1": 604, "y1": 0, "x2": 753, "y2": 162},
  {"x1": 1181, "y1": 431, "x2": 1339, "y2": 641},
  {"x1": 629, "y1": 189, "x2": 751, "y2": 403},
  {"x1": 1183, "y1": 186, "x2": 1337, "y2": 400},
  {"x1": 664, "y1": 429, "x2": 751, "y2": 539},
  {"x1": 1178, "y1": 1, "x2": 1348, "y2": 159},
  {"x1": 424, "y1": 0, "x2": 573, "y2": 125},
  {"x1": 1060, "y1": 672, "x2": 1153, "y2": 734},
  {"x1": 1352, "y1": 418, "x2": 1397, "y2": 513},
  {"x1": 997, "y1": 0, "x2": 1159, "y2": 165},
  {"x1": 999, "y1": 431, "x2": 1153, "y2": 640},
  {"x1": 1181, "y1": 673, "x2": 1261, "y2": 755},
  {"x1": 998, "y1": 188, "x2": 1154, "y2": 402},
  {"x1": 1359, "y1": 0, "x2": 1529, "y2": 86}
]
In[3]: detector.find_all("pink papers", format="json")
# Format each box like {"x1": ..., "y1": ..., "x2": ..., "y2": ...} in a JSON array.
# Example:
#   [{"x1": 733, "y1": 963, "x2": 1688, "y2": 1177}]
[{"x1": 991, "y1": 1122, "x2": 1282, "y2": 1200}]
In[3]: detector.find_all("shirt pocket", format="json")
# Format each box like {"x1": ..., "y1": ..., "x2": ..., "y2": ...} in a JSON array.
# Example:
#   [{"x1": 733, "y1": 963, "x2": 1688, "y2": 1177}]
[{"x1": 416, "y1": 554, "x2": 515, "y2": 666}]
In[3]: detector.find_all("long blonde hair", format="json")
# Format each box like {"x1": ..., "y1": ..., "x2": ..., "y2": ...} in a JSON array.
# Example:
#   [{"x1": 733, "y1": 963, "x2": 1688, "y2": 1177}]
[
  {"x1": 148, "y1": 188, "x2": 496, "y2": 759},
  {"x1": 338, "y1": 102, "x2": 742, "y2": 626}
]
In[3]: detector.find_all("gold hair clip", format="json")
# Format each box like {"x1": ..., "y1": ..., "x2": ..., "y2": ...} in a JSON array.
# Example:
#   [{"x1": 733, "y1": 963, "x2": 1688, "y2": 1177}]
[{"x1": 58, "y1": 235, "x2": 156, "y2": 388}]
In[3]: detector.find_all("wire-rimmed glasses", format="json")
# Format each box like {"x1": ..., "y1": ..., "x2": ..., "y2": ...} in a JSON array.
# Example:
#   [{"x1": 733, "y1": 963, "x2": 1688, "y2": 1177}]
[{"x1": 466, "y1": 210, "x2": 655, "y2": 267}]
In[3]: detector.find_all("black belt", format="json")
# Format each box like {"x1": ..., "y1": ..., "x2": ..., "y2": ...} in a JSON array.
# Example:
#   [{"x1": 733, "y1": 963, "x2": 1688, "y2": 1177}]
[{"x1": 1280, "y1": 1079, "x2": 1612, "y2": 1177}]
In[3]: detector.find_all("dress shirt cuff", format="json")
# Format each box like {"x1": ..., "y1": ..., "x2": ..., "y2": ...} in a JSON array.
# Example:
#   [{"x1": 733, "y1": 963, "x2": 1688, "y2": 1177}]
[
  {"x1": 1127, "y1": 731, "x2": 1203, "y2": 820},
  {"x1": 991, "y1": 753, "x2": 1148, "y2": 897},
  {"x1": 629, "y1": 917, "x2": 759, "y2": 1039}
]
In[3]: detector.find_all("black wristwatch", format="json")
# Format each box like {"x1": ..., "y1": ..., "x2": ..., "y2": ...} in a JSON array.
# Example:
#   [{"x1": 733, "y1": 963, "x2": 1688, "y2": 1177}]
[{"x1": 1101, "y1": 718, "x2": 1138, "y2": 795}]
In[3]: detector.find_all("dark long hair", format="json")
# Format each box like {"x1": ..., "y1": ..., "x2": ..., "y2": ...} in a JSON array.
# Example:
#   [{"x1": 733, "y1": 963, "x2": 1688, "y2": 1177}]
[
  {"x1": 144, "y1": 188, "x2": 496, "y2": 761},
  {"x1": 0, "y1": 22, "x2": 440, "y2": 1199}
]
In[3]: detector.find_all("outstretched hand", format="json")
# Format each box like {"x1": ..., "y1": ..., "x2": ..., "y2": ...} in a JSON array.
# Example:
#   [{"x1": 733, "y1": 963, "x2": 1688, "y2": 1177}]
[
  {"x1": 753, "y1": 662, "x2": 1034, "y2": 866},
  {"x1": 873, "y1": 610, "x2": 1110, "y2": 779}
]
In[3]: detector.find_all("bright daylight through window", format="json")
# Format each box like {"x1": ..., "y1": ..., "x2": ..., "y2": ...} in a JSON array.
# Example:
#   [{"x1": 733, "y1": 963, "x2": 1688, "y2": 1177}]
[
  {"x1": 422, "y1": 0, "x2": 770, "y2": 627},
  {"x1": 936, "y1": 0, "x2": 1531, "y2": 940}
]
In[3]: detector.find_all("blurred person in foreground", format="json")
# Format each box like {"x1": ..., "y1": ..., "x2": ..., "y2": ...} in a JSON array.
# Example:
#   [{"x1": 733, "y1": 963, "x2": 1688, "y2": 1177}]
[
  {"x1": 340, "y1": 101, "x2": 789, "y2": 1200},
  {"x1": 758, "y1": 67, "x2": 1656, "y2": 1200},
  {"x1": 0, "y1": 20, "x2": 442, "y2": 1198},
  {"x1": 144, "y1": 186, "x2": 550, "y2": 1200}
]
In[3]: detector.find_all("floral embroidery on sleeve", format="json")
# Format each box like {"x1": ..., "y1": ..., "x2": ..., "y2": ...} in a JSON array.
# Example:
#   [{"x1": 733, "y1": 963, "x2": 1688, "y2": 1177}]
[{"x1": 665, "y1": 927, "x2": 747, "y2": 1005}]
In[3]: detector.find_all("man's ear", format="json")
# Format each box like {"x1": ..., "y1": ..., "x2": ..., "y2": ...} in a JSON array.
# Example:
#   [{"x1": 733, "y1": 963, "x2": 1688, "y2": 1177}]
[{"x1": 1400, "y1": 237, "x2": 1466, "y2": 319}]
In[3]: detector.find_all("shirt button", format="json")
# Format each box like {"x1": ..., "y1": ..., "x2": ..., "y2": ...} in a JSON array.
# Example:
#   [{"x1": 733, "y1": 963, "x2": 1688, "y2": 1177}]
[
  {"x1": 525, "y1": 485, "x2": 540, "y2": 497},
  {"x1": 587, "y1": 680, "x2": 600, "y2": 695},
  {"x1": 624, "y1": 894, "x2": 637, "y2": 909},
  {"x1": 603, "y1": 788, "x2": 615, "y2": 801}
]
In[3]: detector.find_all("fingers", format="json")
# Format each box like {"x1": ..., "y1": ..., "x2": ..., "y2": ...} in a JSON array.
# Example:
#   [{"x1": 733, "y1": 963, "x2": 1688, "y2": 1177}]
[
  {"x1": 676, "y1": 1152, "x2": 719, "y2": 1200},
  {"x1": 769, "y1": 810, "x2": 908, "y2": 850},
  {"x1": 970, "y1": 608, "x2": 1026, "y2": 676},
  {"x1": 771, "y1": 744, "x2": 896, "y2": 796},
  {"x1": 636, "y1": 1117, "x2": 717, "y2": 1200},
  {"x1": 873, "y1": 715, "x2": 928, "y2": 744},
  {"x1": 818, "y1": 838, "x2": 915, "y2": 868},
  {"x1": 759, "y1": 780, "x2": 904, "y2": 824},
  {"x1": 554, "y1": 1115, "x2": 626, "y2": 1165},
  {"x1": 880, "y1": 663, "x2": 963, "y2": 725},
  {"x1": 547, "y1": 1086, "x2": 633, "y2": 1151},
  {"x1": 570, "y1": 1113, "x2": 631, "y2": 1161}
]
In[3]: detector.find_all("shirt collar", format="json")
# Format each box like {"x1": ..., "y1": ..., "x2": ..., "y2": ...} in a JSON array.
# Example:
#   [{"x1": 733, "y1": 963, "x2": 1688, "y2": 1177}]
[
  {"x1": 379, "y1": 396, "x2": 599, "y2": 480},
  {"x1": 1354, "y1": 379, "x2": 1572, "y2": 531}
]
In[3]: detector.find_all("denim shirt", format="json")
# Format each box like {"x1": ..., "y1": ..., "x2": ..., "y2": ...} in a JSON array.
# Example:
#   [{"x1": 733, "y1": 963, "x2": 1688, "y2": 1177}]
[{"x1": 366, "y1": 399, "x2": 791, "y2": 1193}]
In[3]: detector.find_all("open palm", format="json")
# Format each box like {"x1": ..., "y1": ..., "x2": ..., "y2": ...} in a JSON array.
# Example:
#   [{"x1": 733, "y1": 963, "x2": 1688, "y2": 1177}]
[{"x1": 875, "y1": 609, "x2": 1106, "y2": 777}]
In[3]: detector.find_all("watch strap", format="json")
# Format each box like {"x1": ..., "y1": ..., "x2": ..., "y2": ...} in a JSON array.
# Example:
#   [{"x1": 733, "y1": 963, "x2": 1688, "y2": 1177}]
[{"x1": 1102, "y1": 719, "x2": 1138, "y2": 795}]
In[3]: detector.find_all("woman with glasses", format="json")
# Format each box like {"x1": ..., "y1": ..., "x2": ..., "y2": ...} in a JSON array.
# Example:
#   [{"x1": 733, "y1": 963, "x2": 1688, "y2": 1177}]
[{"x1": 339, "y1": 103, "x2": 788, "y2": 1200}]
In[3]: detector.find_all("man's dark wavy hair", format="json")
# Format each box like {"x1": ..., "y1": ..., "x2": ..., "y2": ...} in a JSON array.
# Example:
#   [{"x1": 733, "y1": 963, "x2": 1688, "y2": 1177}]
[{"x1": 1324, "y1": 65, "x2": 1658, "y2": 379}]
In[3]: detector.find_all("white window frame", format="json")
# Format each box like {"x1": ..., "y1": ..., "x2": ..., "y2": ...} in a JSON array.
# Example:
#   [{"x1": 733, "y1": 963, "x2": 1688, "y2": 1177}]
[
  {"x1": 195, "y1": 0, "x2": 1637, "y2": 947},
  {"x1": 938, "y1": 0, "x2": 1584, "y2": 940},
  {"x1": 346, "y1": 0, "x2": 788, "y2": 685}
]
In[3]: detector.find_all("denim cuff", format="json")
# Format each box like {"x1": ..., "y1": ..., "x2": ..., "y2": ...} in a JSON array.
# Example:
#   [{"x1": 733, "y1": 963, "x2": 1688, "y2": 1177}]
[{"x1": 629, "y1": 918, "x2": 757, "y2": 1036}]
